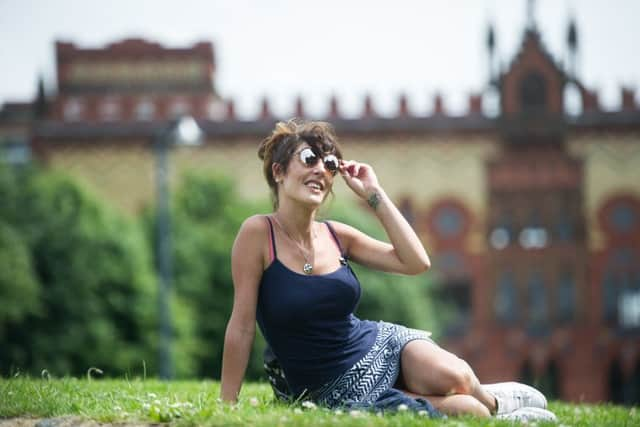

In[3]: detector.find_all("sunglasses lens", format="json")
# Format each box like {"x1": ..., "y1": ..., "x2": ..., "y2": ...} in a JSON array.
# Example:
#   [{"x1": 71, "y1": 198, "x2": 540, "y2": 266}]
[
  {"x1": 299, "y1": 148, "x2": 318, "y2": 166},
  {"x1": 323, "y1": 155, "x2": 339, "y2": 173}
]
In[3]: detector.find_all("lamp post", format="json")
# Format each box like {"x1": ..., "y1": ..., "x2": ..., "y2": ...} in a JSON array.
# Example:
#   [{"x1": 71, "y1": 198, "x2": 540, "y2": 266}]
[{"x1": 155, "y1": 115, "x2": 203, "y2": 380}]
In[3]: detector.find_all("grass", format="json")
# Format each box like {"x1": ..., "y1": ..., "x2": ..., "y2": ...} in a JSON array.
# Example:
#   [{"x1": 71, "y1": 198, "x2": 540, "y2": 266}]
[{"x1": 0, "y1": 377, "x2": 638, "y2": 426}]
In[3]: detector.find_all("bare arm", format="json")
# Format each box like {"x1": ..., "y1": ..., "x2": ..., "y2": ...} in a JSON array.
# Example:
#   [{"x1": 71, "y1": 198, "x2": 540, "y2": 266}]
[
  {"x1": 220, "y1": 215, "x2": 267, "y2": 402},
  {"x1": 336, "y1": 160, "x2": 430, "y2": 275}
]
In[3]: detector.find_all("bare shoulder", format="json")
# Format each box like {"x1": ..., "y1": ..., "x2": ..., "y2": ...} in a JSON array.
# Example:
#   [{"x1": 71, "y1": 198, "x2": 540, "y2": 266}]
[
  {"x1": 238, "y1": 214, "x2": 270, "y2": 236},
  {"x1": 323, "y1": 219, "x2": 358, "y2": 236},
  {"x1": 231, "y1": 215, "x2": 269, "y2": 272},
  {"x1": 323, "y1": 219, "x2": 365, "y2": 249},
  {"x1": 233, "y1": 214, "x2": 270, "y2": 258}
]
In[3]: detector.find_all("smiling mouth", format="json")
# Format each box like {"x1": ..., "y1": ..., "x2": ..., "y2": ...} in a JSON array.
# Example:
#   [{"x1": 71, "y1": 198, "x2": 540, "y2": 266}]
[{"x1": 305, "y1": 180, "x2": 324, "y2": 191}]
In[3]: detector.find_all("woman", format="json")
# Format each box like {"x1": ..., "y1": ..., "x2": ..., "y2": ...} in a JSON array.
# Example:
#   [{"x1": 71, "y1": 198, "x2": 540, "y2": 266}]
[{"x1": 220, "y1": 119, "x2": 556, "y2": 421}]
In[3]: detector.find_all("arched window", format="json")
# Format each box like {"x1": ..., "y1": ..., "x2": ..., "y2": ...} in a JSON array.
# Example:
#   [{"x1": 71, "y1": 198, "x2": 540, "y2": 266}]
[
  {"x1": 519, "y1": 71, "x2": 547, "y2": 112},
  {"x1": 609, "y1": 201, "x2": 638, "y2": 234},
  {"x1": 433, "y1": 205, "x2": 464, "y2": 238}
]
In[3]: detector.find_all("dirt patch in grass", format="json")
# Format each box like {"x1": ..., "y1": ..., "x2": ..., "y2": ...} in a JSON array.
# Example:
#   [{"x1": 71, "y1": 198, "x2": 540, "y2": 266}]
[{"x1": 0, "y1": 418, "x2": 163, "y2": 427}]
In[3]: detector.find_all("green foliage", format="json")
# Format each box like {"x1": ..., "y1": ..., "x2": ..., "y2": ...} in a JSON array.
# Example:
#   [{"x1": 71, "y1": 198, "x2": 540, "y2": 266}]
[
  {"x1": 0, "y1": 163, "x2": 157, "y2": 377},
  {"x1": 0, "y1": 221, "x2": 40, "y2": 332}
]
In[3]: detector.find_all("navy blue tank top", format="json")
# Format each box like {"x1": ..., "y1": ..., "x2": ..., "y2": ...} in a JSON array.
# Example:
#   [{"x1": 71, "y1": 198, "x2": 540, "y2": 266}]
[{"x1": 256, "y1": 216, "x2": 378, "y2": 395}]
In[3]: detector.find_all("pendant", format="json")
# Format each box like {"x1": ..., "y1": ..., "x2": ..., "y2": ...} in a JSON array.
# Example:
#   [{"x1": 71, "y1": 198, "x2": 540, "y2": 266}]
[{"x1": 303, "y1": 263, "x2": 313, "y2": 274}]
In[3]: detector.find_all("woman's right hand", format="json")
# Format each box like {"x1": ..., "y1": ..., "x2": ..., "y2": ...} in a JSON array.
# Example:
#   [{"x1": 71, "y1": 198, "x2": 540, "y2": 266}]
[{"x1": 339, "y1": 160, "x2": 382, "y2": 200}]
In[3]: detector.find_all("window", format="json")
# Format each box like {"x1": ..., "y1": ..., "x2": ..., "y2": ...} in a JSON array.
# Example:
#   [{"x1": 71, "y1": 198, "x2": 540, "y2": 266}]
[
  {"x1": 554, "y1": 198, "x2": 575, "y2": 242},
  {"x1": 602, "y1": 249, "x2": 640, "y2": 330},
  {"x1": 170, "y1": 99, "x2": 190, "y2": 117},
  {"x1": 135, "y1": 99, "x2": 155, "y2": 121},
  {"x1": 527, "y1": 271, "x2": 548, "y2": 335},
  {"x1": 618, "y1": 271, "x2": 640, "y2": 329},
  {"x1": 495, "y1": 271, "x2": 518, "y2": 322},
  {"x1": 556, "y1": 271, "x2": 575, "y2": 323},
  {"x1": 490, "y1": 209, "x2": 514, "y2": 250},
  {"x1": 1, "y1": 139, "x2": 30, "y2": 165},
  {"x1": 609, "y1": 359, "x2": 640, "y2": 404},
  {"x1": 432, "y1": 205, "x2": 465, "y2": 238},
  {"x1": 519, "y1": 208, "x2": 549, "y2": 249},
  {"x1": 99, "y1": 98, "x2": 121, "y2": 121},
  {"x1": 434, "y1": 279, "x2": 472, "y2": 337},
  {"x1": 603, "y1": 271, "x2": 619, "y2": 325},
  {"x1": 609, "y1": 202, "x2": 637, "y2": 234},
  {"x1": 519, "y1": 71, "x2": 547, "y2": 112},
  {"x1": 207, "y1": 99, "x2": 226, "y2": 121},
  {"x1": 63, "y1": 98, "x2": 84, "y2": 121}
]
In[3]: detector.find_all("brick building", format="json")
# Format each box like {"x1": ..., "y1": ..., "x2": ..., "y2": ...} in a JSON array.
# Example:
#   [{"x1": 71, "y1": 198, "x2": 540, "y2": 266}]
[{"x1": 1, "y1": 9, "x2": 639, "y2": 404}]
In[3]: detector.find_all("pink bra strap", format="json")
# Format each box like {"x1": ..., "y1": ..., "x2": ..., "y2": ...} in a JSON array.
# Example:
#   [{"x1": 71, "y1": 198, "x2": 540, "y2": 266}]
[{"x1": 265, "y1": 216, "x2": 277, "y2": 262}]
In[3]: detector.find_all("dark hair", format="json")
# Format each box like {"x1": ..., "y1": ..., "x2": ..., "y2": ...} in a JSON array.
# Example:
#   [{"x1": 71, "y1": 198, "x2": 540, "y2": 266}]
[{"x1": 258, "y1": 118, "x2": 343, "y2": 209}]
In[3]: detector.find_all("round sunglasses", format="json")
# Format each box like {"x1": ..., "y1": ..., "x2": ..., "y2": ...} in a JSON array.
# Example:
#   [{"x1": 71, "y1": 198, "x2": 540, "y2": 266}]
[{"x1": 297, "y1": 147, "x2": 340, "y2": 175}]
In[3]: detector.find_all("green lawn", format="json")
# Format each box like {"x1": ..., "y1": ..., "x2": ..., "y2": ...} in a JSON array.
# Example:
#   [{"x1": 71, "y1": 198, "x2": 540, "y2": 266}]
[{"x1": 0, "y1": 378, "x2": 637, "y2": 426}]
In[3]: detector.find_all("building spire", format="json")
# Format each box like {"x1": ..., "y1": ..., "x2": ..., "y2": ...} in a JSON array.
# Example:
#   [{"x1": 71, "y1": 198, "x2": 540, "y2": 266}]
[
  {"x1": 526, "y1": 0, "x2": 537, "y2": 31},
  {"x1": 566, "y1": 13, "x2": 579, "y2": 79}
]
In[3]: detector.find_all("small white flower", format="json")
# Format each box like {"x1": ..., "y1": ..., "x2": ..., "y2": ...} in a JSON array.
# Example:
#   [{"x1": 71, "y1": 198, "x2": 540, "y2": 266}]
[
  {"x1": 249, "y1": 397, "x2": 259, "y2": 407},
  {"x1": 142, "y1": 403, "x2": 150, "y2": 411},
  {"x1": 113, "y1": 405, "x2": 122, "y2": 411},
  {"x1": 334, "y1": 409, "x2": 343, "y2": 415},
  {"x1": 293, "y1": 408, "x2": 303, "y2": 414},
  {"x1": 418, "y1": 410, "x2": 428, "y2": 417},
  {"x1": 153, "y1": 399, "x2": 161, "y2": 405},
  {"x1": 301, "y1": 401, "x2": 317, "y2": 409},
  {"x1": 147, "y1": 392, "x2": 157, "y2": 398},
  {"x1": 349, "y1": 409, "x2": 361, "y2": 417},
  {"x1": 397, "y1": 403, "x2": 409, "y2": 412}
]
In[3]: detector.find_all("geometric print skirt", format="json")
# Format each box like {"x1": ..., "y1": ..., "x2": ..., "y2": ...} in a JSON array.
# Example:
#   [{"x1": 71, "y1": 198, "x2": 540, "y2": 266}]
[
  {"x1": 265, "y1": 321, "x2": 434, "y2": 408},
  {"x1": 308, "y1": 321, "x2": 434, "y2": 408}
]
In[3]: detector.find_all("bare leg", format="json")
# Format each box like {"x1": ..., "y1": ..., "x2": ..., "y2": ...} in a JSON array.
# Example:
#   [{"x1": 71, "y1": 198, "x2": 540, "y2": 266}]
[
  {"x1": 400, "y1": 389, "x2": 490, "y2": 417},
  {"x1": 398, "y1": 340, "x2": 497, "y2": 413}
]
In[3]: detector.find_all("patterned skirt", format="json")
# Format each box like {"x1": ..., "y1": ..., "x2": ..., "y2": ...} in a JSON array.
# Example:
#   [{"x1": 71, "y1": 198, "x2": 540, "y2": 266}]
[{"x1": 264, "y1": 321, "x2": 434, "y2": 408}]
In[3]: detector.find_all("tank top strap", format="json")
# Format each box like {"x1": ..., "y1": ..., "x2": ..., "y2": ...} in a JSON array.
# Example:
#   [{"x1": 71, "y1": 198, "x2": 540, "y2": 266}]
[
  {"x1": 265, "y1": 215, "x2": 277, "y2": 261},
  {"x1": 324, "y1": 220, "x2": 345, "y2": 258}
]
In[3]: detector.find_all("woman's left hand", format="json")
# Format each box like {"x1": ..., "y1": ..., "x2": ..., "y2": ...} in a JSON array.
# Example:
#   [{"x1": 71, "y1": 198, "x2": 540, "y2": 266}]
[{"x1": 339, "y1": 160, "x2": 380, "y2": 199}]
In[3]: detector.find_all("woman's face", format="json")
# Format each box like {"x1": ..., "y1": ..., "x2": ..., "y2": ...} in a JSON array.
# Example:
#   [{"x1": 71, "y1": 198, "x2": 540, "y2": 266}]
[{"x1": 275, "y1": 143, "x2": 337, "y2": 208}]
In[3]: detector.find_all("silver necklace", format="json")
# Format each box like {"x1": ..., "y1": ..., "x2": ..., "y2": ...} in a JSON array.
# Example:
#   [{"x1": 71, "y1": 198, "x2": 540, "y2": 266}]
[{"x1": 272, "y1": 215, "x2": 315, "y2": 274}]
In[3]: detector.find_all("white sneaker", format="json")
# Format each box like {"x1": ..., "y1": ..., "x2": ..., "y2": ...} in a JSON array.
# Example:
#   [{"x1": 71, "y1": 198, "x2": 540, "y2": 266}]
[
  {"x1": 496, "y1": 406, "x2": 558, "y2": 423},
  {"x1": 483, "y1": 382, "x2": 547, "y2": 415}
]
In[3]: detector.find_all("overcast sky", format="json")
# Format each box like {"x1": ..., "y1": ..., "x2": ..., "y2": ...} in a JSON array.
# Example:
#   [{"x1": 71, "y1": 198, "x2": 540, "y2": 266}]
[{"x1": 1, "y1": 0, "x2": 639, "y2": 118}]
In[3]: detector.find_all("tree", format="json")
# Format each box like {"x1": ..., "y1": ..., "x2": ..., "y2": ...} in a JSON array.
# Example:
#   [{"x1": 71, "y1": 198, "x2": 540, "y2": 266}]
[{"x1": 0, "y1": 163, "x2": 157, "y2": 377}]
